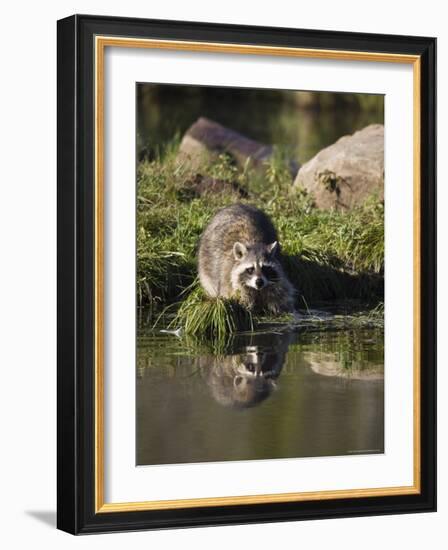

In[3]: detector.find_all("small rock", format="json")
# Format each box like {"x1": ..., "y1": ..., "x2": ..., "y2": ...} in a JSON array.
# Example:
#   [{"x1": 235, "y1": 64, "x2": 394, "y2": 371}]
[{"x1": 294, "y1": 124, "x2": 384, "y2": 210}]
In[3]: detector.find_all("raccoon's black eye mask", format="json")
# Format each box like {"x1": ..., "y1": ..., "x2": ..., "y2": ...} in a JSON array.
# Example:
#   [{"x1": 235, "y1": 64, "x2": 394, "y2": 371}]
[
  {"x1": 246, "y1": 267, "x2": 255, "y2": 275},
  {"x1": 262, "y1": 265, "x2": 279, "y2": 280}
]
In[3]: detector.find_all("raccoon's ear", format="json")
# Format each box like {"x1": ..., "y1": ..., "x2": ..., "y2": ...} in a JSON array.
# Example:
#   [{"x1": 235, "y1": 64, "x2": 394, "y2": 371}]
[
  {"x1": 267, "y1": 241, "x2": 279, "y2": 256},
  {"x1": 233, "y1": 242, "x2": 247, "y2": 260}
]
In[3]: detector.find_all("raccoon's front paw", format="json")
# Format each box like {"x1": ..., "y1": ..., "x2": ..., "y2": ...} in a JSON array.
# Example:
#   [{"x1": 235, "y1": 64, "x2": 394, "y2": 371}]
[{"x1": 265, "y1": 302, "x2": 284, "y2": 316}]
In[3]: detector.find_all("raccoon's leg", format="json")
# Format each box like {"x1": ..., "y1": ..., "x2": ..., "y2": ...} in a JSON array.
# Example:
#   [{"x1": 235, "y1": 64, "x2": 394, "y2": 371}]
[
  {"x1": 199, "y1": 271, "x2": 219, "y2": 297},
  {"x1": 265, "y1": 299, "x2": 283, "y2": 316},
  {"x1": 265, "y1": 282, "x2": 296, "y2": 315},
  {"x1": 237, "y1": 288, "x2": 256, "y2": 310},
  {"x1": 277, "y1": 291, "x2": 296, "y2": 315},
  {"x1": 280, "y1": 276, "x2": 297, "y2": 314},
  {"x1": 218, "y1": 259, "x2": 238, "y2": 299}
]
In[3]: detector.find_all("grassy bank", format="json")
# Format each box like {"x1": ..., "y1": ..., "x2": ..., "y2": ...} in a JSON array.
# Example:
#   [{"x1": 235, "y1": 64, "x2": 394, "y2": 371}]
[{"x1": 137, "y1": 142, "x2": 384, "y2": 333}]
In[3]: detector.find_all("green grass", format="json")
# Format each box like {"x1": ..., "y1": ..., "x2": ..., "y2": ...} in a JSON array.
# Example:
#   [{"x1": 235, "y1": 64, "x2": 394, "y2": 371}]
[
  {"x1": 137, "y1": 139, "x2": 384, "y2": 335},
  {"x1": 169, "y1": 284, "x2": 255, "y2": 340}
]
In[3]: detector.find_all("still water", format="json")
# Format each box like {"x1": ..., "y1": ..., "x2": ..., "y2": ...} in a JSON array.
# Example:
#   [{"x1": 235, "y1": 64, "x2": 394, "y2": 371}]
[
  {"x1": 137, "y1": 320, "x2": 384, "y2": 466},
  {"x1": 137, "y1": 84, "x2": 384, "y2": 164}
]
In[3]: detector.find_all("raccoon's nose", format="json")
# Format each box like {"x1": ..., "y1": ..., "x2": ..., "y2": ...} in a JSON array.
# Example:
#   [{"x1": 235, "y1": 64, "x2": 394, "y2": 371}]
[{"x1": 255, "y1": 278, "x2": 264, "y2": 289}]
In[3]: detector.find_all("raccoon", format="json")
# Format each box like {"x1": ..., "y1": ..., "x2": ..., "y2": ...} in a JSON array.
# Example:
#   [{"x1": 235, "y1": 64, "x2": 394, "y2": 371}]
[
  {"x1": 204, "y1": 344, "x2": 285, "y2": 408},
  {"x1": 198, "y1": 204, "x2": 295, "y2": 314}
]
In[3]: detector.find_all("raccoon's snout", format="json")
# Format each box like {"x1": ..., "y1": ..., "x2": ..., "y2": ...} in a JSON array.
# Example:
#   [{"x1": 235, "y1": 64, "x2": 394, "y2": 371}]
[
  {"x1": 255, "y1": 278, "x2": 264, "y2": 289},
  {"x1": 242, "y1": 272, "x2": 269, "y2": 291}
]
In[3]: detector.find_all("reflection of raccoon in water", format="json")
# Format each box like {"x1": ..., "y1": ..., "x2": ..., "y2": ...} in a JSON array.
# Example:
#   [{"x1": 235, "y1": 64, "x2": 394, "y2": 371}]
[
  {"x1": 198, "y1": 204, "x2": 295, "y2": 314},
  {"x1": 205, "y1": 344, "x2": 285, "y2": 408}
]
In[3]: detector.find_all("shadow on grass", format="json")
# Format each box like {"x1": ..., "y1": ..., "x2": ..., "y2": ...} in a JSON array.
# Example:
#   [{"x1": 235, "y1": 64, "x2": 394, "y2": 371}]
[{"x1": 284, "y1": 255, "x2": 383, "y2": 304}]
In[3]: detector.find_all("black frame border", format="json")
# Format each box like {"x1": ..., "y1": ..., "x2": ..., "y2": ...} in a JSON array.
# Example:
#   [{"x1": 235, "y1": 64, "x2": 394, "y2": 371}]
[{"x1": 57, "y1": 14, "x2": 436, "y2": 534}]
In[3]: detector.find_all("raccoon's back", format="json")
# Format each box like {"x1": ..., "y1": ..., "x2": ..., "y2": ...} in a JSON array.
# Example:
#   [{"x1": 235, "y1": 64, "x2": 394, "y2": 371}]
[{"x1": 200, "y1": 204, "x2": 277, "y2": 254}]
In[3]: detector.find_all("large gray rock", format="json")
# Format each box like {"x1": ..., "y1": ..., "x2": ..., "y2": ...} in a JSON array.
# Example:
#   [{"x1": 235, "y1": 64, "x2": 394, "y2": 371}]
[
  {"x1": 294, "y1": 124, "x2": 384, "y2": 210},
  {"x1": 177, "y1": 117, "x2": 298, "y2": 176}
]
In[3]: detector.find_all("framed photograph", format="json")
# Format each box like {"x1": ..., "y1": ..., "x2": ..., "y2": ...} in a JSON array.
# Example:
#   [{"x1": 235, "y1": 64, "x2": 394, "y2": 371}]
[{"x1": 57, "y1": 14, "x2": 436, "y2": 534}]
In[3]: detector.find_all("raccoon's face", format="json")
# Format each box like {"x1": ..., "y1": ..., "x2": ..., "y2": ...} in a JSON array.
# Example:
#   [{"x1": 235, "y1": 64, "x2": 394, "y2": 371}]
[
  {"x1": 234, "y1": 347, "x2": 266, "y2": 378},
  {"x1": 208, "y1": 347, "x2": 276, "y2": 408},
  {"x1": 231, "y1": 241, "x2": 281, "y2": 292},
  {"x1": 206, "y1": 344, "x2": 285, "y2": 408}
]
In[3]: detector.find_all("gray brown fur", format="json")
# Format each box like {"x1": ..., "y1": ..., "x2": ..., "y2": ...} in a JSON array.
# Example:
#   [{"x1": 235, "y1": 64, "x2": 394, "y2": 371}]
[{"x1": 198, "y1": 204, "x2": 295, "y2": 314}]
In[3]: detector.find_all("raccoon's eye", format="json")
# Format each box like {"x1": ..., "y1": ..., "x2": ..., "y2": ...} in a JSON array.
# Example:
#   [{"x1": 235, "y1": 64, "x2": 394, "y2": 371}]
[{"x1": 246, "y1": 267, "x2": 255, "y2": 275}]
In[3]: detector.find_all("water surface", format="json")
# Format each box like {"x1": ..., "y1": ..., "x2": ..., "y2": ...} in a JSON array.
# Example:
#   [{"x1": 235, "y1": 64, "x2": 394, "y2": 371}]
[{"x1": 137, "y1": 319, "x2": 384, "y2": 466}]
